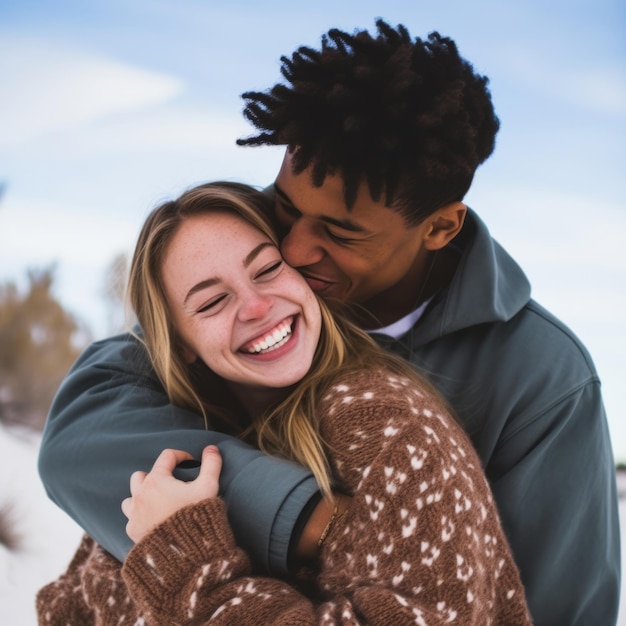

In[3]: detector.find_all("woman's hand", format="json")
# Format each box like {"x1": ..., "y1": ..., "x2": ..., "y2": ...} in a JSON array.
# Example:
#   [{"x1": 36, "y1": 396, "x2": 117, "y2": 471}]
[{"x1": 121, "y1": 445, "x2": 222, "y2": 543}]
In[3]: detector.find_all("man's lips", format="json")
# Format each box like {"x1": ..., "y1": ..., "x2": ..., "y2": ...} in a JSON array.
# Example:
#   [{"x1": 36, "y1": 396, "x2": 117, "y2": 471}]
[{"x1": 302, "y1": 274, "x2": 334, "y2": 293}]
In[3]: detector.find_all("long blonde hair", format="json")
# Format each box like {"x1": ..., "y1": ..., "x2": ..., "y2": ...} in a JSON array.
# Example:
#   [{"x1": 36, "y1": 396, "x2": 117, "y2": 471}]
[{"x1": 128, "y1": 181, "x2": 444, "y2": 496}]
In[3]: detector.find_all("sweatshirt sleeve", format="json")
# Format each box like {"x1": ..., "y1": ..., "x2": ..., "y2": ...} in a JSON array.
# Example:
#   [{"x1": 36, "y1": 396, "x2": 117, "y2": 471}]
[{"x1": 37, "y1": 332, "x2": 319, "y2": 575}]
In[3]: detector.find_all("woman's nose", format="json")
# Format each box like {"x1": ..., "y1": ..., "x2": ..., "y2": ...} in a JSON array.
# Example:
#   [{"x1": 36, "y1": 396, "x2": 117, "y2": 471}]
[{"x1": 237, "y1": 289, "x2": 273, "y2": 322}]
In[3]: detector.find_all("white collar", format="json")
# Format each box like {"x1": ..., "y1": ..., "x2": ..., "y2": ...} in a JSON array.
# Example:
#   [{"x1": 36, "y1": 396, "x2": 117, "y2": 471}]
[{"x1": 368, "y1": 297, "x2": 433, "y2": 339}]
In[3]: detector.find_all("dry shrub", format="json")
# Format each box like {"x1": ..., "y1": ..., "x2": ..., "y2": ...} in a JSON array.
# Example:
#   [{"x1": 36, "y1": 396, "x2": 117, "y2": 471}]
[{"x1": 0, "y1": 502, "x2": 22, "y2": 552}]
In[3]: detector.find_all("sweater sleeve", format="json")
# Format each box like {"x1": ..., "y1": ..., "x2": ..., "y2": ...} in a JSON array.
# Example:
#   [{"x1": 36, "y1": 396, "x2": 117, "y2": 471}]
[
  {"x1": 36, "y1": 535, "x2": 97, "y2": 625},
  {"x1": 110, "y1": 373, "x2": 532, "y2": 626},
  {"x1": 37, "y1": 332, "x2": 319, "y2": 575}
]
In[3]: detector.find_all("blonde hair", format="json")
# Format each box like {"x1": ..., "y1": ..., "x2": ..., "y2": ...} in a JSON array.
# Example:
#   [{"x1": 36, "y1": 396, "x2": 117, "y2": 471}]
[{"x1": 128, "y1": 181, "x2": 445, "y2": 497}]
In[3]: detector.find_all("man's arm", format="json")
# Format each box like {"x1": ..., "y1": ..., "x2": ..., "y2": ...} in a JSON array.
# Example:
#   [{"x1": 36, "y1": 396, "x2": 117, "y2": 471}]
[
  {"x1": 488, "y1": 380, "x2": 621, "y2": 626},
  {"x1": 38, "y1": 332, "x2": 319, "y2": 575}
]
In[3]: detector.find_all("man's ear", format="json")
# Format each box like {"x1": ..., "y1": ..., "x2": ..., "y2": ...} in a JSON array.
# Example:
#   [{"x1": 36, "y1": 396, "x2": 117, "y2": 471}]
[{"x1": 423, "y1": 202, "x2": 466, "y2": 250}]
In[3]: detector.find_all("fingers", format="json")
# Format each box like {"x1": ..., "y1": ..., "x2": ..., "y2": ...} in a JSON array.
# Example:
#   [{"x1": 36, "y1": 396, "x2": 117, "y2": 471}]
[
  {"x1": 191, "y1": 445, "x2": 222, "y2": 499},
  {"x1": 198, "y1": 445, "x2": 222, "y2": 481},
  {"x1": 121, "y1": 496, "x2": 132, "y2": 519},
  {"x1": 128, "y1": 449, "x2": 194, "y2": 499},
  {"x1": 151, "y1": 448, "x2": 195, "y2": 475},
  {"x1": 129, "y1": 470, "x2": 147, "y2": 495}
]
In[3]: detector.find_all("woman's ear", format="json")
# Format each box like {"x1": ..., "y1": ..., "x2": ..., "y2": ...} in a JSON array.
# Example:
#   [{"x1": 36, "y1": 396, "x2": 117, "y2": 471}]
[
  {"x1": 181, "y1": 345, "x2": 198, "y2": 364},
  {"x1": 423, "y1": 202, "x2": 466, "y2": 250}
]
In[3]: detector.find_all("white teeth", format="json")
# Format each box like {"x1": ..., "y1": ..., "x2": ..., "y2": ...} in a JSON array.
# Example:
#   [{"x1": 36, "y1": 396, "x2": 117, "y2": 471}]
[{"x1": 246, "y1": 322, "x2": 292, "y2": 354}]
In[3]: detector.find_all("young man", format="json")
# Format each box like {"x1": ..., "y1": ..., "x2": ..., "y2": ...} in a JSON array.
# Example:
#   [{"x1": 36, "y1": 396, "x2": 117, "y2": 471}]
[{"x1": 39, "y1": 21, "x2": 620, "y2": 626}]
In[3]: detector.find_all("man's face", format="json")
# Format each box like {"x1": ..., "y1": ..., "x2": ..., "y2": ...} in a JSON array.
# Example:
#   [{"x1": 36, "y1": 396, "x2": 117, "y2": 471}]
[{"x1": 274, "y1": 152, "x2": 432, "y2": 322}]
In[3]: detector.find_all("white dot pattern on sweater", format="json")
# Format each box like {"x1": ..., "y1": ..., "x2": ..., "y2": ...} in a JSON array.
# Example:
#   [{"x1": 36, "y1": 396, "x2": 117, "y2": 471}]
[
  {"x1": 316, "y1": 371, "x2": 529, "y2": 624},
  {"x1": 36, "y1": 368, "x2": 531, "y2": 625}
]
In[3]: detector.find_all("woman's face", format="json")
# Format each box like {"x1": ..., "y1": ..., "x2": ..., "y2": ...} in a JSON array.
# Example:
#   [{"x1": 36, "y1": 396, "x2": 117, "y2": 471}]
[{"x1": 162, "y1": 211, "x2": 322, "y2": 391}]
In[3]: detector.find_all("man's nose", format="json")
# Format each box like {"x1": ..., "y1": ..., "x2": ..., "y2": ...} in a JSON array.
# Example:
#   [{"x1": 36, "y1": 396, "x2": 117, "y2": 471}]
[{"x1": 280, "y1": 219, "x2": 324, "y2": 268}]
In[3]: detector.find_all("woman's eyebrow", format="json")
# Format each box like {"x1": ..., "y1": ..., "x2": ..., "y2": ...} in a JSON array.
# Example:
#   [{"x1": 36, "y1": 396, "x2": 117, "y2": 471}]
[
  {"x1": 184, "y1": 277, "x2": 219, "y2": 305},
  {"x1": 244, "y1": 242, "x2": 274, "y2": 268}
]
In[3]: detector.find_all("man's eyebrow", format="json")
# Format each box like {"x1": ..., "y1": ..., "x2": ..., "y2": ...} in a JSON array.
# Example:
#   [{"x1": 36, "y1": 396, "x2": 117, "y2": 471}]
[
  {"x1": 184, "y1": 243, "x2": 274, "y2": 305},
  {"x1": 274, "y1": 183, "x2": 367, "y2": 233}
]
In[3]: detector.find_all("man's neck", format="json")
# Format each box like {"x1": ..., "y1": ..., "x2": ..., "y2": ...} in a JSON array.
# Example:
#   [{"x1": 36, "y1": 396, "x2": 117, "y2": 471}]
[{"x1": 351, "y1": 247, "x2": 459, "y2": 330}]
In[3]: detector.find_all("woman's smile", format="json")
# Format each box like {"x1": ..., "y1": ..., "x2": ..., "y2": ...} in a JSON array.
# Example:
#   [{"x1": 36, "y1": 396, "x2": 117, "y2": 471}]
[{"x1": 240, "y1": 316, "x2": 295, "y2": 355}]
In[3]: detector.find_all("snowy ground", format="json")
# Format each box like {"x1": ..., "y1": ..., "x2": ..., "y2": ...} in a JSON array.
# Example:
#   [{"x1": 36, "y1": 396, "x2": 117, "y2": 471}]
[{"x1": 1, "y1": 424, "x2": 625, "y2": 625}]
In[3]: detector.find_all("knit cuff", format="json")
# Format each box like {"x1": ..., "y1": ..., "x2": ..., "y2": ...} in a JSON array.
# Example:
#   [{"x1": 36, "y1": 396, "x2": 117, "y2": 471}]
[{"x1": 122, "y1": 498, "x2": 240, "y2": 608}]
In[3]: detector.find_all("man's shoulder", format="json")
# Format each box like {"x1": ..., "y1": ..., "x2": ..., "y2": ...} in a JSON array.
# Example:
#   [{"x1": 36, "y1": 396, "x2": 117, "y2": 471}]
[
  {"x1": 414, "y1": 295, "x2": 598, "y2": 382},
  {"x1": 407, "y1": 296, "x2": 603, "y2": 440},
  {"x1": 505, "y1": 299, "x2": 599, "y2": 378}
]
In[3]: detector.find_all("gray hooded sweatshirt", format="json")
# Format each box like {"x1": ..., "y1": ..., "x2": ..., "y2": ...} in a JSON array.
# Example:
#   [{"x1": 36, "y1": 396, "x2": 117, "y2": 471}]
[{"x1": 39, "y1": 209, "x2": 620, "y2": 626}]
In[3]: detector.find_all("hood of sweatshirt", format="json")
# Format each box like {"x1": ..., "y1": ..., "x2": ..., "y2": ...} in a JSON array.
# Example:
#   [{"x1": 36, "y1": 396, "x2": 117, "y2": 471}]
[{"x1": 410, "y1": 208, "x2": 531, "y2": 346}]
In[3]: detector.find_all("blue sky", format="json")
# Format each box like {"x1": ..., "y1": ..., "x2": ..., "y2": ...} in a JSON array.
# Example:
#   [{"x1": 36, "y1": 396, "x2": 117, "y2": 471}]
[{"x1": 0, "y1": 0, "x2": 625, "y2": 458}]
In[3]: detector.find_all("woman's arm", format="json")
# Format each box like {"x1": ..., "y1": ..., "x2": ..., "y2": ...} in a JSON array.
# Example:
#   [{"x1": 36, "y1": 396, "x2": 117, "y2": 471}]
[{"x1": 83, "y1": 380, "x2": 530, "y2": 625}]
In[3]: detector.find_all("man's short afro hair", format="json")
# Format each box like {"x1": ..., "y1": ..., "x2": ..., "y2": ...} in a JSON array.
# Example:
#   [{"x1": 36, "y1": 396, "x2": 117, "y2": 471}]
[{"x1": 237, "y1": 19, "x2": 500, "y2": 220}]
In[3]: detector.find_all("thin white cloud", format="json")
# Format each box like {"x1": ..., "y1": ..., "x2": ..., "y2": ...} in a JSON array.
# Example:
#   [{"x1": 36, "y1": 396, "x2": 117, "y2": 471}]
[
  {"x1": 0, "y1": 34, "x2": 184, "y2": 146},
  {"x1": 470, "y1": 186, "x2": 625, "y2": 269},
  {"x1": 494, "y1": 45, "x2": 626, "y2": 115},
  {"x1": 31, "y1": 109, "x2": 251, "y2": 153},
  {"x1": 572, "y1": 68, "x2": 626, "y2": 115},
  {"x1": 5, "y1": 107, "x2": 286, "y2": 194},
  {"x1": 0, "y1": 197, "x2": 140, "y2": 267}
]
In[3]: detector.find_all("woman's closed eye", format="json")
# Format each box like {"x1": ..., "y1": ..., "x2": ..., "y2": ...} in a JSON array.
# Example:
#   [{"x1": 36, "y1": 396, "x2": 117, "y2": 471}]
[
  {"x1": 255, "y1": 260, "x2": 284, "y2": 280},
  {"x1": 196, "y1": 294, "x2": 228, "y2": 315},
  {"x1": 194, "y1": 261, "x2": 283, "y2": 315}
]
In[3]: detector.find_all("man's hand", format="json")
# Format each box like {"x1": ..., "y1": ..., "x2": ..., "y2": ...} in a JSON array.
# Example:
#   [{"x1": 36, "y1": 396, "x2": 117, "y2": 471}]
[{"x1": 121, "y1": 445, "x2": 222, "y2": 543}]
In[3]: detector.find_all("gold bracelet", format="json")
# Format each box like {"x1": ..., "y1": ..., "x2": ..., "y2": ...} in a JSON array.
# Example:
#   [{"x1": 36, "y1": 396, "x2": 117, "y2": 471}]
[{"x1": 317, "y1": 503, "x2": 344, "y2": 549}]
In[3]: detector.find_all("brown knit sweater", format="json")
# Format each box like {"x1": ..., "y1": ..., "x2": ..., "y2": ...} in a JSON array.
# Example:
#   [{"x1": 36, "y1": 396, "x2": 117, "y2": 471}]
[{"x1": 37, "y1": 369, "x2": 532, "y2": 625}]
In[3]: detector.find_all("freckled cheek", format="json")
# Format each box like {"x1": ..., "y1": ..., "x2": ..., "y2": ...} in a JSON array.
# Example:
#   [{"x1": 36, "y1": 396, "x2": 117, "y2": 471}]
[
  {"x1": 198, "y1": 345, "x2": 232, "y2": 375},
  {"x1": 187, "y1": 323, "x2": 230, "y2": 365},
  {"x1": 278, "y1": 271, "x2": 313, "y2": 300},
  {"x1": 300, "y1": 283, "x2": 320, "y2": 308},
  {"x1": 303, "y1": 291, "x2": 322, "y2": 333}
]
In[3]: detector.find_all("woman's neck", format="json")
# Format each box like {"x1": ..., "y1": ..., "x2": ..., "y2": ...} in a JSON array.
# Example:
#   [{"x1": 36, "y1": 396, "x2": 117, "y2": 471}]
[{"x1": 227, "y1": 382, "x2": 292, "y2": 421}]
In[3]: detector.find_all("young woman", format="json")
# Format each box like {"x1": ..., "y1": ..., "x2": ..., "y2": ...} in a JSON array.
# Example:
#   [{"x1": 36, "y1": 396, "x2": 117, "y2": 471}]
[{"x1": 37, "y1": 182, "x2": 531, "y2": 625}]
